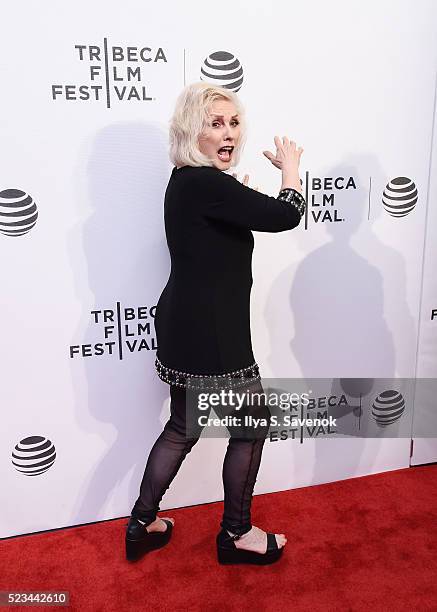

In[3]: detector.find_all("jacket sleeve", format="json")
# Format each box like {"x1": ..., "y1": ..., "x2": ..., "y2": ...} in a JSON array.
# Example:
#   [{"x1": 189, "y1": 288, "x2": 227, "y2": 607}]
[{"x1": 199, "y1": 168, "x2": 306, "y2": 232}]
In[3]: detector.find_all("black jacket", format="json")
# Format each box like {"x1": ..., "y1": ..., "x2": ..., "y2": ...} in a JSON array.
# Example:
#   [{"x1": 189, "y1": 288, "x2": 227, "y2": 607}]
[{"x1": 154, "y1": 165, "x2": 305, "y2": 385}]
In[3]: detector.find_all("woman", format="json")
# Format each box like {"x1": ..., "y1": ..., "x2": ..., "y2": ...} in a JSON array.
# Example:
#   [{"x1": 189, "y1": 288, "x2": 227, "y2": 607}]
[{"x1": 126, "y1": 82, "x2": 305, "y2": 565}]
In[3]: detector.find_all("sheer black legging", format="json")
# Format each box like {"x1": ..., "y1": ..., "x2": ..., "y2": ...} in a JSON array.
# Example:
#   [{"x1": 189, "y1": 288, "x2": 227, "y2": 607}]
[{"x1": 131, "y1": 380, "x2": 270, "y2": 536}]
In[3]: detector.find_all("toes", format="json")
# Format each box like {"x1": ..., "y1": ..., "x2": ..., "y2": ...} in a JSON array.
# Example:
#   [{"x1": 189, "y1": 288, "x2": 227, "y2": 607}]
[{"x1": 275, "y1": 534, "x2": 287, "y2": 548}]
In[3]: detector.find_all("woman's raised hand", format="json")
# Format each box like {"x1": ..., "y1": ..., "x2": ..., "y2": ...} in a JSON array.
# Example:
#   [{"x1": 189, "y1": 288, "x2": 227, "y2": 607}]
[
  {"x1": 263, "y1": 137, "x2": 303, "y2": 171},
  {"x1": 232, "y1": 173, "x2": 259, "y2": 191},
  {"x1": 263, "y1": 136, "x2": 303, "y2": 193}
]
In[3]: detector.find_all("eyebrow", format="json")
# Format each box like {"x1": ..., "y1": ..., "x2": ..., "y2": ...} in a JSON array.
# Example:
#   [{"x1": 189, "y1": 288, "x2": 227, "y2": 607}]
[{"x1": 210, "y1": 114, "x2": 239, "y2": 118}]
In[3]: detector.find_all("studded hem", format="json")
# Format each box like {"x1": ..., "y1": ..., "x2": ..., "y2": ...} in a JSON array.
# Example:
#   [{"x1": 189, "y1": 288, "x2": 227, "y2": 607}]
[{"x1": 155, "y1": 356, "x2": 261, "y2": 390}]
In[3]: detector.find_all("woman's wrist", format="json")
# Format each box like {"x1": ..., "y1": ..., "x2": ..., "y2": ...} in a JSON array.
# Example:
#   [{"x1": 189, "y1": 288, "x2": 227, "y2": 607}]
[
  {"x1": 281, "y1": 172, "x2": 302, "y2": 193},
  {"x1": 281, "y1": 184, "x2": 302, "y2": 193}
]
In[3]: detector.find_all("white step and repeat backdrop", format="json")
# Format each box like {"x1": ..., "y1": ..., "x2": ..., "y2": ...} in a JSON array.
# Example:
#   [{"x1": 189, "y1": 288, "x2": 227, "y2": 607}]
[{"x1": 1, "y1": 0, "x2": 436, "y2": 537}]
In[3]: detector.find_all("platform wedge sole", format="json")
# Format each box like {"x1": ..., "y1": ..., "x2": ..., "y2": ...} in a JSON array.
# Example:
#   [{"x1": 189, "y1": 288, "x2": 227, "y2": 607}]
[
  {"x1": 216, "y1": 529, "x2": 284, "y2": 565},
  {"x1": 125, "y1": 518, "x2": 173, "y2": 562},
  {"x1": 217, "y1": 544, "x2": 283, "y2": 565}
]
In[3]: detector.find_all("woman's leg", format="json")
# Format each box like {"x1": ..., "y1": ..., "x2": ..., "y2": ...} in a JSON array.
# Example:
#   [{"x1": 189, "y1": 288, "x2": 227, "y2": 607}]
[
  {"x1": 220, "y1": 380, "x2": 270, "y2": 536},
  {"x1": 221, "y1": 437, "x2": 266, "y2": 535},
  {"x1": 131, "y1": 385, "x2": 199, "y2": 525}
]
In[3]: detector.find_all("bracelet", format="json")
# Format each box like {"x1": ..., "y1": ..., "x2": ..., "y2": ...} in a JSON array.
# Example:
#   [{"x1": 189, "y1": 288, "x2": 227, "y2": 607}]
[{"x1": 278, "y1": 188, "x2": 306, "y2": 218}]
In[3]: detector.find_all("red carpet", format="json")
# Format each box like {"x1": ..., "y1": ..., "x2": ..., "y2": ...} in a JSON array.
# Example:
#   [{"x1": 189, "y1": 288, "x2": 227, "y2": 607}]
[{"x1": 1, "y1": 465, "x2": 437, "y2": 611}]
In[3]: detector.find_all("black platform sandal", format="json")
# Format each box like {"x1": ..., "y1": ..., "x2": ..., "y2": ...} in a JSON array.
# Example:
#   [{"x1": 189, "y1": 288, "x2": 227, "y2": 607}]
[
  {"x1": 125, "y1": 517, "x2": 173, "y2": 562},
  {"x1": 216, "y1": 527, "x2": 284, "y2": 565}
]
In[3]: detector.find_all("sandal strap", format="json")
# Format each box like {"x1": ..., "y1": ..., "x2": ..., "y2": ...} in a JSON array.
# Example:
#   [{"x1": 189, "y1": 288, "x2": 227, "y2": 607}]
[
  {"x1": 158, "y1": 519, "x2": 173, "y2": 533},
  {"x1": 220, "y1": 522, "x2": 251, "y2": 541},
  {"x1": 161, "y1": 519, "x2": 173, "y2": 531},
  {"x1": 221, "y1": 529, "x2": 241, "y2": 541},
  {"x1": 266, "y1": 533, "x2": 279, "y2": 552}
]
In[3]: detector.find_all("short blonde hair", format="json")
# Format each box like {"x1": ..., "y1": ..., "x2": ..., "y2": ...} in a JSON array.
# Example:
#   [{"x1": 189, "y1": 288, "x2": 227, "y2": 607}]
[{"x1": 168, "y1": 81, "x2": 247, "y2": 169}]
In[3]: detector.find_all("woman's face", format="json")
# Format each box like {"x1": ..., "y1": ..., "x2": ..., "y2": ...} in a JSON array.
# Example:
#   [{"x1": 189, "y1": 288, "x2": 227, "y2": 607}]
[{"x1": 198, "y1": 99, "x2": 241, "y2": 170}]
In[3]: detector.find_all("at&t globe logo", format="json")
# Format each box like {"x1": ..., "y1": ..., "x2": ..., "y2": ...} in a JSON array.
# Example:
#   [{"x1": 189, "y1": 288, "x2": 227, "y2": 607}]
[
  {"x1": 371, "y1": 390, "x2": 405, "y2": 426},
  {"x1": 12, "y1": 436, "x2": 56, "y2": 476},
  {"x1": 0, "y1": 188, "x2": 38, "y2": 236},
  {"x1": 201, "y1": 51, "x2": 243, "y2": 91},
  {"x1": 382, "y1": 177, "x2": 418, "y2": 217}
]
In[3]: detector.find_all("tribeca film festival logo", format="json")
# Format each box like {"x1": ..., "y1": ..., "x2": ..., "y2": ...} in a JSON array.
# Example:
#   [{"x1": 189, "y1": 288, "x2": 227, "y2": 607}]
[
  {"x1": 304, "y1": 172, "x2": 354, "y2": 229},
  {"x1": 12, "y1": 436, "x2": 56, "y2": 476},
  {"x1": 69, "y1": 303, "x2": 157, "y2": 359},
  {"x1": 0, "y1": 189, "x2": 38, "y2": 237},
  {"x1": 200, "y1": 50, "x2": 243, "y2": 92},
  {"x1": 51, "y1": 40, "x2": 167, "y2": 107},
  {"x1": 303, "y1": 174, "x2": 417, "y2": 230},
  {"x1": 243, "y1": 386, "x2": 405, "y2": 443}
]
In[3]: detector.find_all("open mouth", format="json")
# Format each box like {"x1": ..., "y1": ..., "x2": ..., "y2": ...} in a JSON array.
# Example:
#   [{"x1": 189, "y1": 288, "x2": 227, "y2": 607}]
[{"x1": 217, "y1": 146, "x2": 234, "y2": 162}]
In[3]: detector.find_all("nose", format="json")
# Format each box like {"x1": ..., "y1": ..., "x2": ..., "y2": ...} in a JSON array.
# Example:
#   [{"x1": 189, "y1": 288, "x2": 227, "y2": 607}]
[{"x1": 223, "y1": 123, "x2": 235, "y2": 141}]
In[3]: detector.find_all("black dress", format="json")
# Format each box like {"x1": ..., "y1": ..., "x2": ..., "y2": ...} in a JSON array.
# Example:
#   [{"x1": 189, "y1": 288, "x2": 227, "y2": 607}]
[{"x1": 154, "y1": 165, "x2": 306, "y2": 388}]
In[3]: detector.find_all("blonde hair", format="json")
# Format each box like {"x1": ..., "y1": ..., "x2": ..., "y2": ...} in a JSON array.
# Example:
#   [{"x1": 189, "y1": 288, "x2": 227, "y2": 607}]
[{"x1": 168, "y1": 81, "x2": 247, "y2": 169}]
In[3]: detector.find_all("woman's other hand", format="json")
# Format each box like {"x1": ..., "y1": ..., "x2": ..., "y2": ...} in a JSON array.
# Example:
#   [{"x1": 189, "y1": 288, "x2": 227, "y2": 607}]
[
  {"x1": 263, "y1": 136, "x2": 303, "y2": 193},
  {"x1": 232, "y1": 173, "x2": 259, "y2": 191}
]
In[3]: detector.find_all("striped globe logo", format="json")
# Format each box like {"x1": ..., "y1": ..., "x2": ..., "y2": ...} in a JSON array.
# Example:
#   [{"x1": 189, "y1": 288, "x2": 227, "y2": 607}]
[
  {"x1": 371, "y1": 390, "x2": 405, "y2": 426},
  {"x1": 382, "y1": 177, "x2": 418, "y2": 217},
  {"x1": 200, "y1": 51, "x2": 243, "y2": 92},
  {"x1": 0, "y1": 188, "x2": 38, "y2": 237},
  {"x1": 12, "y1": 436, "x2": 56, "y2": 476}
]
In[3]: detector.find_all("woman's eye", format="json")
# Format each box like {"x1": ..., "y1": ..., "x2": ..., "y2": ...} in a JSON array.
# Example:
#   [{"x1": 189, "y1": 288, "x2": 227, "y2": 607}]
[{"x1": 211, "y1": 121, "x2": 239, "y2": 127}]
